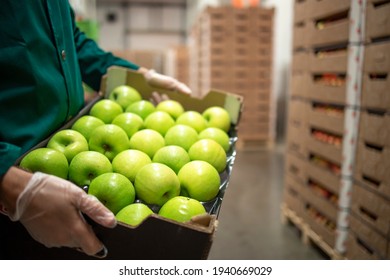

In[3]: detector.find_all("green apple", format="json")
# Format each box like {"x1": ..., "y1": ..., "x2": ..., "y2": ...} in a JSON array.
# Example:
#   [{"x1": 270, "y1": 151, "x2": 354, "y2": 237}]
[
  {"x1": 68, "y1": 151, "x2": 112, "y2": 186},
  {"x1": 19, "y1": 148, "x2": 68, "y2": 179},
  {"x1": 202, "y1": 106, "x2": 231, "y2": 133},
  {"x1": 89, "y1": 99, "x2": 123, "y2": 124},
  {"x1": 129, "y1": 129, "x2": 165, "y2": 158},
  {"x1": 198, "y1": 127, "x2": 231, "y2": 152},
  {"x1": 178, "y1": 160, "x2": 220, "y2": 202},
  {"x1": 176, "y1": 111, "x2": 207, "y2": 133},
  {"x1": 88, "y1": 172, "x2": 135, "y2": 215},
  {"x1": 112, "y1": 149, "x2": 152, "y2": 183},
  {"x1": 159, "y1": 196, "x2": 206, "y2": 223},
  {"x1": 134, "y1": 163, "x2": 180, "y2": 206},
  {"x1": 116, "y1": 203, "x2": 154, "y2": 227},
  {"x1": 71, "y1": 115, "x2": 105, "y2": 141},
  {"x1": 153, "y1": 145, "x2": 190, "y2": 174},
  {"x1": 156, "y1": 100, "x2": 185, "y2": 120},
  {"x1": 188, "y1": 139, "x2": 227, "y2": 173},
  {"x1": 144, "y1": 111, "x2": 175, "y2": 136},
  {"x1": 125, "y1": 100, "x2": 155, "y2": 119},
  {"x1": 89, "y1": 124, "x2": 129, "y2": 161},
  {"x1": 164, "y1": 124, "x2": 198, "y2": 151},
  {"x1": 108, "y1": 85, "x2": 142, "y2": 110},
  {"x1": 46, "y1": 129, "x2": 89, "y2": 163},
  {"x1": 112, "y1": 112, "x2": 144, "y2": 138}
]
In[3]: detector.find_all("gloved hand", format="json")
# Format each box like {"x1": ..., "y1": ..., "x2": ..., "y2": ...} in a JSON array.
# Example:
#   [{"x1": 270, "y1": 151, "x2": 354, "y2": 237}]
[
  {"x1": 6, "y1": 172, "x2": 117, "y2": 258},
  {"x1": 143, "y1": 69, "x2": 192, "y2": 95}
]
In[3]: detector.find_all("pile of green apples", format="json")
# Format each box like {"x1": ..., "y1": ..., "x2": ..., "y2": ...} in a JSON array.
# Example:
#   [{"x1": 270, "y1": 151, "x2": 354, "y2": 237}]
[{"x1": 19, "y1": 85, "x2": 233, "y2": 227}]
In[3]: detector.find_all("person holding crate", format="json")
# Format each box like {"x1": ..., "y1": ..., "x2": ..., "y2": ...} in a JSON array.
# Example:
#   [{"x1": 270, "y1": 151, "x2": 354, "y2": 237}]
[{"x1": 0, "y1": 0, "x2": 190, "y2": 259}]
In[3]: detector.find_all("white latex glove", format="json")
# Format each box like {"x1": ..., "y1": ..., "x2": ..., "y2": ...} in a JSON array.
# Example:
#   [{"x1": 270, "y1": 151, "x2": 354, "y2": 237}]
[
  {"x1": 143, "y1": 69, "x2": 192, "y2": 95},
  {"x1": 7, "y1": 172, "x2": 117, "y2": 258}
]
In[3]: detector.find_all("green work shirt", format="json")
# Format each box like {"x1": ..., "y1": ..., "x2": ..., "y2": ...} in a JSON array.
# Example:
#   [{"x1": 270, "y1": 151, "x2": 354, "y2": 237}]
[{"x1": 0, "y1": 0, "x2": 139, "y2": 175}]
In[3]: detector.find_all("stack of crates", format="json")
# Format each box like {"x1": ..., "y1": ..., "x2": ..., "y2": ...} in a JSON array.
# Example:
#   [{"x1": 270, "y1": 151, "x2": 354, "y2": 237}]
[
  {"x1": 189, "y1": 6, "x2": 275, "y2": 147},
  {"x1": 348, "y1": 0, "x2": 390, "y2": 260},
  {"x1": 285, "y1": 0, "x2": 390, "y2": 259},
  {"x1": 284, "y1": 0, "x2": 362, "y2": 257}
]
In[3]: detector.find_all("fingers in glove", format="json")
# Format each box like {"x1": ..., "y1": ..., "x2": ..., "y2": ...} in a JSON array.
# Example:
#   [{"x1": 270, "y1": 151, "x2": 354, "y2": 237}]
[
  {"x1": 72, "y1": 216, "x2": 108, "y2": 257},
  {"x1": 76, "y1": 191, "x2": 117, "y2": 229}
]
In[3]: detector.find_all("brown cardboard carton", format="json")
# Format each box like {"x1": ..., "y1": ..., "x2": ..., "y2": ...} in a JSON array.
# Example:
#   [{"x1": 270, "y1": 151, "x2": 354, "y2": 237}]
[
  {"x1": 288, "y1": 98, "x2": 309, "y2": 123},
  {"x1": 292, "y1": 21, "x2": 309, "y2": 50},
  {"x1": 361, "y1": 72, "x2": 390, "y2": 111},
  {"x1": 365, "y1": 0, "x2": 390, "y2": 42},
  {"x1": 286, "y1": 152, "x2": 307, "y2": 184},
  {"x1": 290, "y1": 72, "x2": 310, "y2": 98},
  {"x1": 286, "y1": 120, "x2": 309, "y2": 158},
  {"x1": 283, "y1": 175, "x2": 305, "y2": 218},
  {"x1": 310, "y1": 48, "x2": 348, "y2": 73},
  {"x1": 302, "y1": 202, "x2": 336, "y2": 248},
  {"x1": 292, "y1": 51, "x2": 310, "y2": 72},
  {"x1": 351, "y1": 184, "x2": 390, "y2": 238},
  {"x1": 307, "y1": 74, "x2": 347, "y2": 105},
  {"x1": 348, "y1": 210, "x2": 388, "y2": 259},
  {"x1": 306, "y1": 17, "x2": 349, "y2": 48},
  {"x1": 364, "y1": 41, "x2": 390, "y2": 73},
  {"x1": 293, "y1": 0, "x2": 311, "y2": 23},
  {"x1": 355, "y1": 141, "x2": 390, "y2": 197},
  {"x1": 1, "y1": 67, "x2": 244, "y2": 260},
  {"x1": 307, "y1": 102, "x2": 344, "y2": 135},
  {"x1": 306, "y1": 129, "x2": 343, "y2": 165},
  {"x1": 346, "y1": 233, "x2": 382, "y2": 260},
  {"x1": 359, "y1": 111, "x2": 390, "y2": 148},
  {"x1": 308, "y1": 0, "x2": 351, "y2": 20}
]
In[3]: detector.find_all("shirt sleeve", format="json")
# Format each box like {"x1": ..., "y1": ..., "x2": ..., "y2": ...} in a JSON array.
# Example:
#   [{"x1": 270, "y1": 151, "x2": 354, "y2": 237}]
[
  {"x1": 70, "y1": 8, "x2": 140, "y2": 91},
  {"x1": 0, "y1": 143, "x2": 22, "y2": 176}
]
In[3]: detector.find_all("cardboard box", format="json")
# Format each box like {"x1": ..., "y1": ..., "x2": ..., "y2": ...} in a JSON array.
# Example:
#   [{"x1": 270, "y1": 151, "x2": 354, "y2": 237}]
[
  {"x1": 302, "y1": 202, "x2": 336, "y2": 248},
  {"x1": 361, "y1": 72, "x2": 390, "y2": 111},
  {"x1": 286, "y1": 152, "x2": 307, "y2": 183},
  {"x1": 351, "y1": 184, "x2": 390, "y2": 239},
  {"x1": 283, "y1": 175, "x2": 305, "y2": 218},
  {"x1": 307, "y1": 102, "x2": 344, "y2": 135},
  {"x1": 306, "y1": 17, "x2": 349, "y2": 48},
  {"x1": 364, "y1": 41, "x2": 390, "y2": 73},
  {"x1": 292, "y1": 51, "x2": 310, "y2": 72},
  {"x1": 290, "y1": 72, "x2": 310, "y2": 98},
  {"x1": 1, "y1": 67, "x2": 244, "y2": 260},
  {"x1": 355, "y1": 141, "x2": 390, "y2": 199},
  {"x1": 292, "y1": 21, "x2": 309, "y2": 50},
  {"x1": 293, "y1": 0, "x2": 311, "y2": 23},
  {"x1": 310, "y1": 48, "x2": 348, "y2": 73},
  {"x1": 300, "y1": 181, "x2": 338, "y2": 222},
  {"x1": 365, "y1": 0, "x2": 390, "y2": 42},
  {"x1": 359, "y1": 111, "x2": 390, "y2": 148},
  {"x1": 348, "y1": 210, "x2": 388, "y2": 259},
  {"x1": 307, "y1": 128, "x2": 343, "y2": 165},
  {"x1": 288, "y1": 98, "x2": 309, "y2": 124},
  {"x1": 307, "y1": 73, "x2": 347, "y2": 105},
  {"x1": 286, "y1": 119, "x2": 309, "y2": 158},
  {"x1": 345, "y1": 233, "x2": 382, "y2": 260},
  {"x1": 308, "y1": 0, "x2": 351, "y2": 20},
  {"x1": 305, "y1": 156, "x2": 341, "y2": 196}
]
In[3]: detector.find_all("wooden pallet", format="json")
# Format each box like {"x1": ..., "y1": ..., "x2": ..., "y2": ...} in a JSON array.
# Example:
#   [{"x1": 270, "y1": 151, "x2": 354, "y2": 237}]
[{"x1": 280, "y1": 203, "x2": 345, "y2": 260}]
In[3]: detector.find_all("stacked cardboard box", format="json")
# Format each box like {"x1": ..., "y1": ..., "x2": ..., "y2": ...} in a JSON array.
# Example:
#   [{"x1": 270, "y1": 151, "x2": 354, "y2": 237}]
[
  {"x1": 164, "y1": 45, "x2": 190, "y2": 89},
  {"x1": 189, "y1": 6, "x2": 275, "y2": 147},
  {"x1": 285, "y1": 0, "x2": 365, "y2": 256},
  {"x1": 285, "y1": 0, "x2": 390, "y2": 259},
  {"x1": 348, "y1": 0, "x2": 390, "y2": 259},
  {"x1": 110, "y1": 50, "x2": 164, "y2": 74}
]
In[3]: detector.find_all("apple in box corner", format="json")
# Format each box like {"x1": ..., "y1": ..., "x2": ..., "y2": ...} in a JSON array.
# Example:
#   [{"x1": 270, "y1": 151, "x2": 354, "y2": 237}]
[
  {"x1": 19, "y1": 147, "x2": 69, "y2": 179},
  {"x1": 116, "y1": 203, "x2": 154, "y2": 227},
  {"x1": 159, "y1": 196, "x2": 206, "y2": 223},
  {"x1": 46, "y1": 129, "x2": 89, "y2": 163},
  {"x1": 178, "y1": 160, "x2": 220, "y2": 202},
  {"x1": 202, "y1": 106, "x2": 231, "y2": 133}
]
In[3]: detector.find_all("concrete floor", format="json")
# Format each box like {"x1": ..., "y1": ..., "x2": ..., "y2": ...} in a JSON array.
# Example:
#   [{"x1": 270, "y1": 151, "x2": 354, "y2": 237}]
[{"x1": 208, "y1": 144, "x2": 327, "y2": 260}]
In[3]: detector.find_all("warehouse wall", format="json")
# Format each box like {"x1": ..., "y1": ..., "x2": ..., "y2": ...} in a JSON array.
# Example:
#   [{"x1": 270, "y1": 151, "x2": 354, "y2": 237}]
[{"x1": 96, "y1": 2, "x2": 186, "y2": 51}]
